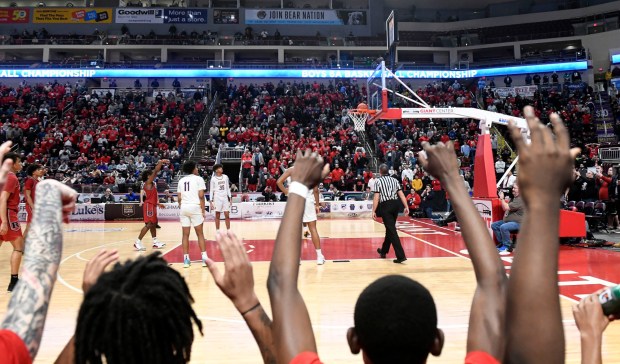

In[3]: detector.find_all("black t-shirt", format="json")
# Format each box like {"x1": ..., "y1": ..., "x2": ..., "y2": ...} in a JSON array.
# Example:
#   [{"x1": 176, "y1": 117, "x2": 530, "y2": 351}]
[{"x1": 248, "y1": 173, "x2": 259, "y2": 184}]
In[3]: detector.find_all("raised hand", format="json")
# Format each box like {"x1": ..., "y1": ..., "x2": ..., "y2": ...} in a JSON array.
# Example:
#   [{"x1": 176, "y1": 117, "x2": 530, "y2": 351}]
[
  {"x1": 82, "y1": 249, "x2": 119, "y2": 293},
  {"x1": 206, "y1": 230, "x2": 258, "y2": 313},
  {"x1": 418, "y1": 141, "x2": 460, "y2": 181},
  {"x1": 573, "y1": 292, "x2": 612, "y2": 336},
  {"x1": 507, "y1": 106, "x2": 580, "y2": 205},
  {"x1": 290, "y1": 149, "x2": 330, "y2": 189},
  {"x1": 573, "y1": 291, "x2": 615, "y2": 364}
]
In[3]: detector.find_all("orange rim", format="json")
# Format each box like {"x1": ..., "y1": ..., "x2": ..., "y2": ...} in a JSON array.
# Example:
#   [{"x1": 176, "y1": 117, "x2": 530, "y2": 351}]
[{"x1": 348, "y1": 109, "x2": 377, "y2": 115}]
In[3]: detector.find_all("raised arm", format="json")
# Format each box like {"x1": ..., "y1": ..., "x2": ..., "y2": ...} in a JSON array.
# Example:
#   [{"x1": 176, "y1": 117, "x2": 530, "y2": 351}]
[
  {"x1": 419, "y1": 141, "x2": 507, "y2": 360},
  {"x1": 505, "y1": 108, "x2": 580, "y2": 363},
  {"x1": 267, "y1": 150, "x2": 329, "y2": 363},
  {"x1": 146, "y1": 159, "x2": 169, "y2": 186},
  {"x1": 207, "y1": 231, "x2": 275, "y2": 364},
  {"x1": 1, "y1": 180, "x2": 77, "y2": 360},
  {"x1": 572, "y1": 290, "x2": 617, "y2": 364}
]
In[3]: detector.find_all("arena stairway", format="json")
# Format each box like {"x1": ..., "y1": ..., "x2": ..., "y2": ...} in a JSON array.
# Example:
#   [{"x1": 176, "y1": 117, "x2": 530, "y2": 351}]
[{"x1": 169, "y1": 93, "x2": 220, "y2": 192}]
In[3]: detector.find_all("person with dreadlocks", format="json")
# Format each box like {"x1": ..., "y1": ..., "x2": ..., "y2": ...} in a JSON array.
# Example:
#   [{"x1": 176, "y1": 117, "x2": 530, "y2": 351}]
[
  {"x1": 135, "y1": 159, "x2": 169, "y2": 251},
  {"x1": 54, "y1": 251, "x2": 203, "y2": 364}
]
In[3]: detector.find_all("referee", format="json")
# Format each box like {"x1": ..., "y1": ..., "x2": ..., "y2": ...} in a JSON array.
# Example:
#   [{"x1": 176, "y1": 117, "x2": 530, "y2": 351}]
[{"x1": 372, "y1": 164, "x2": 409, "y2": 263}]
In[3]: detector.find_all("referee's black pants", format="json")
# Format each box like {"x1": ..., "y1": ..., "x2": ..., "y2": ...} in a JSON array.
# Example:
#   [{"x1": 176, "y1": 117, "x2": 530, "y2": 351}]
[{"x1": 378, "y1": 199, "x2": 406, "y2": 261}]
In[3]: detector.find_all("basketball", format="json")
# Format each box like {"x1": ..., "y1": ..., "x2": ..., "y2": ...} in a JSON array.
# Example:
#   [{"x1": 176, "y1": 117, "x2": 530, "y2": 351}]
[{"x1": 356, "y1": 102, "x2": 369, "y2": 111}]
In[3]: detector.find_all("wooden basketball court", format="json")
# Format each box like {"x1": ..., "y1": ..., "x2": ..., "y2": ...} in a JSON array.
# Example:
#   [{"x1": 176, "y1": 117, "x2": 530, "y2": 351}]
[{"x1": 1, "y1": 217, "x2": 619, "y2": 363}]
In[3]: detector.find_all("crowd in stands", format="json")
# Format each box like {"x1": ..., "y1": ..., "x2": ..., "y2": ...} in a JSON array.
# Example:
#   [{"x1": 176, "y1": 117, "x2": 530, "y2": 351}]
[
  {"x1": 209, "y1": 80, "x2": 374, "y2": 194},
  {"x1": 2, "y1": 117, "x2": 618, "y2": 364},
  {"x1": 0, "y1": 81, "x2": 207, "y2": 195}
]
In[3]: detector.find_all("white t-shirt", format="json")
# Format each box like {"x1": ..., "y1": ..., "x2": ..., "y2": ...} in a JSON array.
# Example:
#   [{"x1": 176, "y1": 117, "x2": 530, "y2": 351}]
[
  {"x1": 210, "y1": 174, "x2": 231, "y2": 201},
  {"x1": 495, "y1": 160, "x2": 506, "y2": 174},
  {"x1": 177, "y1": 174, "x2": 206, "y2": 205},
  {"x1": 368, "y1": 177, "x2": 377, "y2": 192}
]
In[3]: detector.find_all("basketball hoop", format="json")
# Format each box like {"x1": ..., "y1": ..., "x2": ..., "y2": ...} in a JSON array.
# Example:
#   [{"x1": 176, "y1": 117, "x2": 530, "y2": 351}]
[{"x1": 347, "y1": 103, "x2": 375, "y2": 132}]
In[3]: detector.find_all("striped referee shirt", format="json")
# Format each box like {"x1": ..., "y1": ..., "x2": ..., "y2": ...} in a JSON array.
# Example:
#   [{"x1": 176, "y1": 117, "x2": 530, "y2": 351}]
[{"x1": 373, "y1": 175, "x2": 401, "y2": 203}]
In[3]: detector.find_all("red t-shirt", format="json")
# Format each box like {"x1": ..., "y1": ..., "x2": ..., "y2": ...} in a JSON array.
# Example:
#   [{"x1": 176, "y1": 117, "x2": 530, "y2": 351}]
[
  {"x1": 290, "y1": 352, "x2": 322, "y2": 364},
  {"x1": 0, "y1": 329, "x2": 31, "y2": 364},
  {"x1": 289, "y1": 351, "x2": 499, "y2": 364},
  {"x1": 465, "y1": 351, "x2": 500, "y2": 364},
  {"x1": 4, "y1": 173, "x2": 21, "y2": 211}
]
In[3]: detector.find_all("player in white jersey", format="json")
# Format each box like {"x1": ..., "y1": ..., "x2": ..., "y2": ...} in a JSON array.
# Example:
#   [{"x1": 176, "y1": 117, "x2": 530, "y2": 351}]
[
  {"x1": 177, "y1": 160, "x2": 208, "y2": 268},
  {"x1": 209, "y1": 164, "x2": 232, "y2": 233},
  {"x1": 277, "y1": 166, "x2": 325, "y2": 265}
]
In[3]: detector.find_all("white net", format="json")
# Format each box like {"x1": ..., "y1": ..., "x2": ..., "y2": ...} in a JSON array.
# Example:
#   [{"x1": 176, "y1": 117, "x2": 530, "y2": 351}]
[{"x1": 348, "y1": 110, "x2": 368, "y2": 132}]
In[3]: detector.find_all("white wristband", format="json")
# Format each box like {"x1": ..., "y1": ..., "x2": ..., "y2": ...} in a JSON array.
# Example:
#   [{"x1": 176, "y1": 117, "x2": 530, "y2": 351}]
[{"x1": 288, "y1": 182, "x2": 309, "y2": 199}]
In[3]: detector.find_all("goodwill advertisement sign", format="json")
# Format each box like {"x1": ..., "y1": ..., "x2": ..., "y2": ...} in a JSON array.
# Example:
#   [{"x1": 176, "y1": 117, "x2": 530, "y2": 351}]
[
  {"x1": 33, "y1": 8, "x2": 112, "y2": 24},
  {"x1": 115, "y1": 8, "x2": 207, "y2": 24},
  {"x1": 245, "y1": 9, "x2": 366, "y2": 25}
]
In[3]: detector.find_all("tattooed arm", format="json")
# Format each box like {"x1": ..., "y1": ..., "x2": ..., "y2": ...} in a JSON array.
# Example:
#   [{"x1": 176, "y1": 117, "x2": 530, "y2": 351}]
[{"x1": 1, "y1": 180, "x2": 77, "y2": 360}]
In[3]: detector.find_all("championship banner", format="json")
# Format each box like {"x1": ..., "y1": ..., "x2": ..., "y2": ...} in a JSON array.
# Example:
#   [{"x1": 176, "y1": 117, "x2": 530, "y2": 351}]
[
  {"x1": 328, "y1": 201, "x2": 373, "y2": 218},
  {"x1": 495, "y1": 85, "x2": 538, "y2": 98},
  {"x1": 245, "y1": 9, "x2": 366, "y2": 25},
  {"x1": 33, "y1": 8, "x2": 112, "y2": 24},
  {"x1": 0, "y1": 8, "x2": 29, "y2": 23}
]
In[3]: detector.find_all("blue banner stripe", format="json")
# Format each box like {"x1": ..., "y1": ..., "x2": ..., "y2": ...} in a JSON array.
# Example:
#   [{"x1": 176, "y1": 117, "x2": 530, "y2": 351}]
[{"x1": 0, "y1": 61, "x2": 587, "y2": 79}]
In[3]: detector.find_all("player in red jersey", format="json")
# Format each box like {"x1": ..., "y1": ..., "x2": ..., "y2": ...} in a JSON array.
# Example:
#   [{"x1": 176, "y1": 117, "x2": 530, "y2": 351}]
[
  {"x1": 23, "y1": 163, "x2": 45, "y2": 231},
  {"x1": 134, "y1": 159, "x2": 169, "y2": 251},
  {"x1": 0, "y1": 152, "x2": 24, "y2": 292}
]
